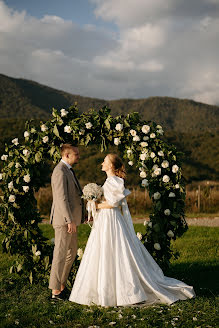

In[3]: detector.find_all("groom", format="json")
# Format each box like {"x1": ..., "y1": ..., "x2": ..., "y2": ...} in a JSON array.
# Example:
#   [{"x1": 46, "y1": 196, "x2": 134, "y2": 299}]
[{"x1": 49, "y1": 143, "x2": 85, "y2": 300}]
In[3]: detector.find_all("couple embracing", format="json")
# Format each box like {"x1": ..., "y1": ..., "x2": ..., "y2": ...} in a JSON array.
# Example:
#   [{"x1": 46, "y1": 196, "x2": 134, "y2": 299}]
[{"x1": 49, "y1": 143, "x2": 195, "y2": 306}]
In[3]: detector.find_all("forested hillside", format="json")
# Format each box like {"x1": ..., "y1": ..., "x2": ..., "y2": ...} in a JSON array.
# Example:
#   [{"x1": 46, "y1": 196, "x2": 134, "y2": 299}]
[{"x1": 0, "y1": 73, "x2": 218, "y2": 182}]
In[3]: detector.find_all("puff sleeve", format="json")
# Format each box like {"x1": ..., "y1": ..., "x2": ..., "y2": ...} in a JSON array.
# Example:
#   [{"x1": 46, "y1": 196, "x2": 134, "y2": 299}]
[{"x1": 103, "y1": 176, "x2": 131, "y2": 207}]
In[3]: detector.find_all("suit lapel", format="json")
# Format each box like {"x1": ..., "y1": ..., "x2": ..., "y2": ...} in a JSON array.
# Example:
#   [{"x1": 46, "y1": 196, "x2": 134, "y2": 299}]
[{"x1": 60, "y1": 161, "x2": 82, "y2": 193}]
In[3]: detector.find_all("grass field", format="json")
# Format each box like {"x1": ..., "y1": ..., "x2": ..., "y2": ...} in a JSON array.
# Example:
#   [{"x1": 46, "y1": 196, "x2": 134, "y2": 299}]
[{"x1": 0, "y1": 225, "x2": 218, "y2": 328}]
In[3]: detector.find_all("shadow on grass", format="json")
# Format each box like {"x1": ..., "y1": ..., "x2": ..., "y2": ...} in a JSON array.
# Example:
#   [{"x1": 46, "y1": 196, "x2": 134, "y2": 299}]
[{"x1": 166, "y1": 261, "x2": 219, "y2": 298}]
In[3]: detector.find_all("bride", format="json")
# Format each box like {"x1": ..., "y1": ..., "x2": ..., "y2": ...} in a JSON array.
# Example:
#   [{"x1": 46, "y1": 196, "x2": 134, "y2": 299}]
[{"x1": 69, "y1": 153, "x2": 195, "y2": 306}]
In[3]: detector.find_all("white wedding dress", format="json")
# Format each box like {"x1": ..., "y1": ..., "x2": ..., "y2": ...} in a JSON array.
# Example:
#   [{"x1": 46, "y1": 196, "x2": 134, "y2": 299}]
[{"x1": 69, "y1": 176, "x2": 195, "y2": 306}]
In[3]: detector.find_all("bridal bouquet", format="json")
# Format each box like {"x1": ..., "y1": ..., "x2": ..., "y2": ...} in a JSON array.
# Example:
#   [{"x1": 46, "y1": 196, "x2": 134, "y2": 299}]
[{"x1": 82, "y1": 183, "x2": 103, "y2": 225}]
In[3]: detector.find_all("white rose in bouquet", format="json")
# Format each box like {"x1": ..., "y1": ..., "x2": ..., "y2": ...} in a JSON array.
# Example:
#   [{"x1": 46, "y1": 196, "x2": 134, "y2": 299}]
[
  {"x1": 23, "y1": 186, "x2": 29, "y2": 193},
  {"x1": 137, "y1": 232, "x2": 142, "y2": 240},
  {"x1": 61, "y1": 108, "x2": 68, "y2": 117},
  {"x1": 23, "y1": 174, "x2": 31, "y2": 183},
  {"x1": 142, "y1": 125, "x2": 150, "y2": 134},
  {"x1": 41, "y1": 124, "x2": 48, "y2": 132},
  {"x1": 114, "y1": 138, "x2": 121, "y2": 146},
  {"x1": 9, "y1": 195, "x2": 16, "y2": 203},
  {"x1": 163, "y1": 175, "x2": 170, "y2": 183},
  {"x1": 161, "y1": 160, "x2": 169, "y2": 168},
  {"x1": 115, "y1": 123, "x2": 123, "y2": 131},
  {"x1": 77, "y1": 248, "x2": 84, "y2": 260},
  {"x1": 85, "y1": 122, "x2": 93, "y2": 129},
  {"x1": 43, "y1": 136, "x2": 49, "y2": 143},
  {"x1": 12, "y1": 138, "x2": 19, "y2": 145},
  {"x1": 172, "y1": 165, "x2": 179, "y2": 173},
  {"x1": 1, "y1": 154, "x2": 8, "y2": 161},
  {"x1": 64, "y1": 125, "x2": 72, "y2": 133},
  {"x1": 82, "y1": 183, "x2": 103, "y2": 223},
  {"x1": 154, "y1": 243, "x2": 161, "y2": 250},
  {"x1": 24, "y1": 131, "x2": 30, "y2": 138},
  {"x1": 153, "y1": 192, "x2": 161, "y2": 200},
  {"x1": 167, "y1": 230, "x2": 174, "y2": 238},
  {"x1": 164, "y1": 209, "x2": 171, "y2": 216}
]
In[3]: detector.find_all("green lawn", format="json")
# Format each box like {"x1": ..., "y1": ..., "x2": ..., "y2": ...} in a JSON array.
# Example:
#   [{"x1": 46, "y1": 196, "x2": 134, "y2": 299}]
[{"x1": 0, "y1": 225, "x2": 218, "y2": 328}]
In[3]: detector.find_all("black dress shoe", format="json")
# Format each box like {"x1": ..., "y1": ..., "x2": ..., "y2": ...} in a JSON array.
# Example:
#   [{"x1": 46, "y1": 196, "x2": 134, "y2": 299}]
[
  {"x1": 51, "y1": 291, "x2": 67, "y2": 301},
  {"x1": 61, "y1": 288, "x2": 70, "y2": 298}
]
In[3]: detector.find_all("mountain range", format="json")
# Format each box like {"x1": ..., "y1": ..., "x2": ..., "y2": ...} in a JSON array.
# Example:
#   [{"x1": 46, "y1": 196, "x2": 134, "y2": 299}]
[{"x1": 0, "y1": 73, "x2": 218, "y2": 182}]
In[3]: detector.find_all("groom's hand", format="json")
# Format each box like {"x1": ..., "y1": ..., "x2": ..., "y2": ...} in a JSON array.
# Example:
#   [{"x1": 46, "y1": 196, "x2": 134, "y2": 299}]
[{"x1": 67, "y1": 222, "x2": 77, "y2": 233}]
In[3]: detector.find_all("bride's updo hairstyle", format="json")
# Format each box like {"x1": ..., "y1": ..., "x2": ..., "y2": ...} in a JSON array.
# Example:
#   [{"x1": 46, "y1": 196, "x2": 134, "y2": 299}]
[{"x1": 108, "y1": 153, "x2": 126, "y2": 179}]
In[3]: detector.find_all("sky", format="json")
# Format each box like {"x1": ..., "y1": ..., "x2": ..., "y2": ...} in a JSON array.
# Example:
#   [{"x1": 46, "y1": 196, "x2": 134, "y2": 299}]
[{"x1": 0, "y1": 0, "x2": 219, "y2": 104}]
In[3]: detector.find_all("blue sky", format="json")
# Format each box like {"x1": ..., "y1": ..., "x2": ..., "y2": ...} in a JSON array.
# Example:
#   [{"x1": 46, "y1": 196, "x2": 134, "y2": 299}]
[{"x1": 1, "y1": 0, "x2": 219, "y2": 104}]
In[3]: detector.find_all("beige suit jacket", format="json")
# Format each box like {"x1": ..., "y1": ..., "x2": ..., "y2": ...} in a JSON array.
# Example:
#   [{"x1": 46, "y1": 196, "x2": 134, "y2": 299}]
[{"x1": 50, "y1": 161, "x2": 83, "y2": 227}]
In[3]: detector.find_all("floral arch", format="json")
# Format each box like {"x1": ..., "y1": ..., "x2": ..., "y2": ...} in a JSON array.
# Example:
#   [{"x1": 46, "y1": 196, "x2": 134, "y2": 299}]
[{"x1": 0, "y1": 105, "x2": 187, "y2": 283}]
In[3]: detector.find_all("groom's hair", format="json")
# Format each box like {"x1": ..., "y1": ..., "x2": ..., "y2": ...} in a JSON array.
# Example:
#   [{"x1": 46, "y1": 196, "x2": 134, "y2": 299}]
[{"x1": 60, "y1": 143, "x2": 78, "y2": 157}]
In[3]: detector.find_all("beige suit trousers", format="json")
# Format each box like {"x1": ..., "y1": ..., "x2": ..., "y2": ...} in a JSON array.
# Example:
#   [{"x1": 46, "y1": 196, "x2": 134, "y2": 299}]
[{"x1": 49, "y1": 225, "x2": 78, "y2": 290}]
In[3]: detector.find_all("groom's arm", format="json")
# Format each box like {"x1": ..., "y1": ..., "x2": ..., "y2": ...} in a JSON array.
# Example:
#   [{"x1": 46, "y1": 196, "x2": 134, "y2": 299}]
[{"x1": 53, "y1": 169, "x2": 76, "y2": 224}]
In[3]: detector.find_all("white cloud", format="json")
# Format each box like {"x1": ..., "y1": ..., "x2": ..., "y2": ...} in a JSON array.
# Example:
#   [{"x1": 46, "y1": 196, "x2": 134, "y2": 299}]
[{"x1": 0, "y1": 0, "x2": 219, "y2": 104}]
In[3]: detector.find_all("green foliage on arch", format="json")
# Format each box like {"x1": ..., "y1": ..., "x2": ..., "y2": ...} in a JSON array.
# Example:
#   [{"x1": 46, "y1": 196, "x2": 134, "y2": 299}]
[{"x1": 0, "y1": 105, "x2": 187, "y2": 283}]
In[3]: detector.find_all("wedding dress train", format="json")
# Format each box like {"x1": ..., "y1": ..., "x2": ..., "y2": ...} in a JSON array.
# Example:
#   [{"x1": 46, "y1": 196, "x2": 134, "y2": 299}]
[{"x1": 69, "y1": 176, "x2": 195, "y2": 306}]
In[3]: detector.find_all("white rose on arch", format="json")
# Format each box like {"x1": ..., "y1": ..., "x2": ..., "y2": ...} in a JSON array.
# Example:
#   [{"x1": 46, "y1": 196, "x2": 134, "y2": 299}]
[
  {"x1": 140, "y1": 171, "x2": 147, "y2": 178},
  {"x1": 153, "y1": 192, "x2": 161, "y2": 200},
  {"x1": 158, "y1": 151, "x2": 164, "y2": 156},
  {"x1": 172, "y1": 165, "x2": 179, "y2": 173},
  {"x1": 35, "y1": 251, "x2": 41, "y2": 256},
  {"x1": 167, "y1": 230, "x2": 174, "y2": 238},
  {"x1": 150, "y1": 133, "x2": 156, "y2": 138},
  {"x1": 79, "y1": 129, "x2": 85, "y2": 135},
  {"x1": 142, "y1": 125, "x2": 150, "y2": 134},
  {"x1": 24, "y1": 131, "x2": 30, "y2": 138},
  {"x1": 154, "y1": 168, "x2": 161, "y2": 176},
  {"x1": 64, "y1": 125, "x2": 72, "y2": 133},
  {"x1": 9, "y1": 195, "x2": 16, "y2": 203},
  {"x1": 140, "y1": 142, "x2": 148, "y2": 148},
  {"x1": 164, "y1": 209, "x2": 171, "y2": 216},
  {"x1": 60, "y1": 108, "x2": 68, "y2": 117},
  {"x1": 128, "y1": 161, "x2": 133, "y2": 166},
  {"x1": 0, "y1": 173, "x2": 3, "y2": 180},
  {"x1": 161, "y1": 160, "x2": 169, "y2": 168},
  {"x1": 23, "y1": 174, "x2": 31, "y2": 183},
  {"x1": 133, "y1": 135, "x2": 140, "y2": 142},
  {"x1": 154, "y1": 243, "x2": 161, "y2": 250},
  {"x1": 130, "y1": 129, "x2": 137, "y2": 136},
  {"x1": 114, "y1": 138, "x2": 121, "y2": 146},
  {"x1": 115, "y1": 123, "x2": 123, "y2": 131},
  {"x1": 140, "y1": 153, "x2": 147, "y2": 161},
  {"x1": 163, "y1": 175, "x2": 170, "y2": 183},
  {"x1": 15, "y1": 163, "x2": 21, "y2": 169},
  {"x1": 42, "y1": 136, "x2": 49, "y2": 143},
  {"x1": 175, "y1": 184, "x2": 180, "y2": 189},
  {"x1": 141, "y1": 179, "x2": 149, "y2": 187},
  {"x1": 23, "y1": 186, "x2": 29, "y2": 193},
  {"x1": 41, "y1": 124, "x2": 48, "y2": 132},
  {"x1": 150, "y1": 152, "x2": 156, "y2": 159},
  {"x1": 23, "y1": 149, "x2": 30, "y2": 157},
  {"x1": 143, "y1": 136, "x2": 149, "y2": 141},
  {"x1": 12, "y1": 138, "x2": 19, "y2": 146},
  {"x1": 137, "y1": 232, "x2": 142, "y2": 240},
  {"x1": 8, "y1": 181, "x2": 13, "y2": 190},
  {"x1": 85, "y1": 122, "x2": 93, "y2": 129},
  {"x1": 1, "y1": 154, "x2": 8, "y2": 161}
]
